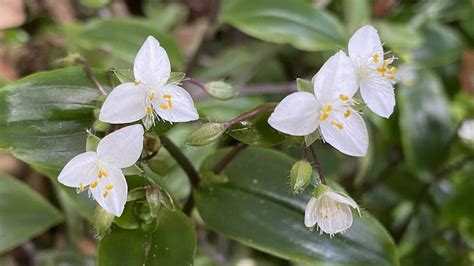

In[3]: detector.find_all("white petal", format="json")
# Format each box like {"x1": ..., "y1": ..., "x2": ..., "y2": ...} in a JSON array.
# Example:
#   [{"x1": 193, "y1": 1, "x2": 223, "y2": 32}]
[
  {"x1": 458, "y1": 119, "x2": 474, "y2": 142},
  {"x1": 97, "y1": 124, "x2": 144, "y2": 168},
  {"x1": 320, "y1": 110, "x2": 368, "y2": 156},
  {"x1": 90, "y1": 164, "x2": 127, "y2": 216},
  {"x1": 99, "y1": 82, "x2": 147, "y2": 124},
  {"x1": 312, "y1": 51, "x2": 357, "y2": 102},
  {"x1": 268, "y1": 92, "x2": 320, "y2": 136},
  {"x1": 153, "y1": 85, "x2": 199, "y2": 122},
  {"x1": 316, "y1": 195, "x2": 353, "y2": 235},
  {"x1": 58, "y1": 152, "x2": 98, "y2": 187},
  {"x1": 348, "y1": 25, "x2": 383, "y2": 63},
  {"x1": 304, "y1": 197, "x2": 319, "y2": 228},
  {"x1": 360, "y1": 79, "x2": 395, "y2": 118},
  {"x1": 133, "y1": 36, "x2": 171, "y2": 88},
  {"x1": 326, "y1": 191, "x2": 358, "y2": 209}
]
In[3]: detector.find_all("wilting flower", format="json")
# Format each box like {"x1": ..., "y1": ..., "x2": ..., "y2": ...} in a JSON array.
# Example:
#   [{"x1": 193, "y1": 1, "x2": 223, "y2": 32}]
[
  {"x1": 58, "y1": 125, "x2": 144, "y2": 216},
  {"x1": 348, "y1": 25, "x2": 397, "y2": 118},
  {"x1": 304, "y1": 184, "x2": 360, "y2": 236},
  {"x1": 99, "y1": 36, "x2": 199, "y2": 129},
  {"x1": 268, "y1": 51, "x2": 368, "y2": 156}
]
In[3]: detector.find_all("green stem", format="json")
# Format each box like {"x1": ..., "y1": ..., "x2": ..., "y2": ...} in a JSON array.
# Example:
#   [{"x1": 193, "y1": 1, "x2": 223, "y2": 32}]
[
  {"x1": 55, "y1": 185, "x2": 83, "y2": 249},
  {"x1": 160, "y1": 136, "x2": 200, "y2": 187}
]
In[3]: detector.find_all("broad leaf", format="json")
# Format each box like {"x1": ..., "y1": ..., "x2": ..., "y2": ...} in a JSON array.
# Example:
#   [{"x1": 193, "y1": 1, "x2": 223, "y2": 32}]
[
  {"x1": 98, "y1": 208, "x2": 196, "y2": 266},
  {"x1": 221, "y1": 0, "x2": 345, "y2": 51},
  {"x1": 0, "y1": 67, "x2": 111, "y2": 220},
  {"x1": 398, "y1": 71, "x2": 454, "y2": 172},
  {"x1": 0, "y1": 174, "x2": 63, "y2": 253},
  {"x1": 195, "y1": 148, "x2": 398, "y2": 265}
]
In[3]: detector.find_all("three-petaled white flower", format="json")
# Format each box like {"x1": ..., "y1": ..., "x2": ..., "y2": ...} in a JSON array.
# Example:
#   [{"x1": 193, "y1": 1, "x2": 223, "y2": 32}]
[
  {"x1": 304, "y1": 185, "x2": 360, "y2": 236},
  {"x1": 58, "y1": 125, "x2": 144, "y2": 216},
  {"x1": 348, "y1": 25, "x2": 397, "y2": 118},
  {"x1": 99, "y1": 36, "x2": 199, "y2": 129},
  {"x1": 268, "y1": 51, "x2": 369, "y2": 156}
]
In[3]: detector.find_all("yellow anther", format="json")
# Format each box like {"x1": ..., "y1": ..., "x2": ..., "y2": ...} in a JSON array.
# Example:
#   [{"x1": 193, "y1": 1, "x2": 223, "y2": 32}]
[
  {"x1": 105, "y1": 184, "x2": 113, "y2": 190},
  {"x1": 339, "y1": 94, "x2": 349, "y2": 101},
  {"x1": 331, "y1": 120, "x2": 344, "y2": 129},
  {"x1": 78, "y1": 182, "x2": 85, "y2": 192},
  {"x1": 98, "y1": 169, "x2": 108, "y2": 178},
  {"x1": 373, "y1": 54, "x2": 379, "y2": 63},
  {"x1": 134, "y1": 80, "x2": 141, "y2": 85},
  {"x1": 103, "y1": 191, "x2": 109, "y2": 198},
  {"x1": 388, "y1": 75, "x2": 395, "y2": 80},
  {"x1": 90, "y1": 181, "x2": 98, "y2": 188},
  {"x1": 146, "y1": 106, "x2": 153, "y2": 114},
  {"x1": 322, "y1": 105, "x2": 333, "y2": 113},
  {"x1": 390, "y1": 66, "x2": 397, "y2": 74},
  {"x1": 149, "y1": 91, "x2": 156, "y2": 101},
  {"x1": 344, "y1": 109, "x2": 351, "y2": 118},
  {"x1": 159, "y1": 94, "x2": 173, "y2": 110},
  {"x1": 320, "y1": 113, "x2": 329, "y2": 121}
]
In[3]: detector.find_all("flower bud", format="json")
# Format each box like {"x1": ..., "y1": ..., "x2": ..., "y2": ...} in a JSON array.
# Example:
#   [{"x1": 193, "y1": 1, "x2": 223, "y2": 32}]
[
  {"x1": 93, "y1": 119, "x2": 109, "y2": 132},
  {"x1": 290, "y1": 160, "x2": 313, "y2": 192},
  {"x1": 186, "y1": 123, "x2": 226, "y2": 146},
  {"x1": 93, "y1": 206, "x2": 115, "y2": 239},
  {"x1": 86, "y1": 133, "x2": 100, "y2": 152},
  {"x1": 146, "y1": 186, "x2": 162, "y2": 218},
  {"x1": 148, "y1": 155, "x2": 169, "y2": 176},
  {"x1": 205, "y1": 81, "x2": 237, "y2": 100}
]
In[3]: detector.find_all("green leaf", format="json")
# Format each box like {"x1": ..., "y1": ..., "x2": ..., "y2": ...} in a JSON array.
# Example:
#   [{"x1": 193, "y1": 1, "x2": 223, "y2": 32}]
[
  {"x1": 412, "y1": 24, "x2": 462, "y2": 68},
  {"x1": 80, "y1": 0, "x2": 110, "y2": 8},
  {"x1": 64, "y1": 19, "x2": 183, "y2": 69},
  {"x1": 221, "y1": 0, "x2": 345, "y2": 51},
  {"x1": 195, "y1": 148, "x2": 398, "y2": 265},
  {"x1": 0, "y1": 174, "x2": 63, "y2": 253},
  {"x1": 0, "y1": 67, "x2": 110, "y2": 220},
  {"x1": 98, "y1": 208, "x2": 196, "y2": 266},
  {"x1": 227, "y1": 104, "x2": 286, "y2": 147},
  {"x1": 344, "y1": 0, "x2": 369, "y2": 34},
  {"x1": 374, "y1": 22, "x2": 422, "y2": 51},
  {"x1": 398, "y1": 71, "x2": 454, "y2": 172}
]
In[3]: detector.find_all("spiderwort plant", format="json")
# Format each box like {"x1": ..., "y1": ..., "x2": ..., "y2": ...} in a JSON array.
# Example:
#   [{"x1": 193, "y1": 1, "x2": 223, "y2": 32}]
[
  {"x1": 99, "y1": 36, "x2": 199, "y2": 129},
  {"x1": 58, "y1": 125, "x2": 144, "y2": 216}
]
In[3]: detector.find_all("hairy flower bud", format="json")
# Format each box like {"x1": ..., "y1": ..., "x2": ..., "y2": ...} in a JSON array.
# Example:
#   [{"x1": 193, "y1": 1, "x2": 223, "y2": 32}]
[
  {"x1": 93, "y1": 206, "x2": 115, "y2": 239},
  {"x1": 146, "y1": 186, "x2": 162, "y2": 218},
  {"x1": 290, "y1": 160, "x2": 313, "y2": 192},
  {"x1": 205, "y1": 81, "x2": 237, "y2": 100},
  {"x1": 186, "y1": 123, "x2": 226, "y2": 146}
]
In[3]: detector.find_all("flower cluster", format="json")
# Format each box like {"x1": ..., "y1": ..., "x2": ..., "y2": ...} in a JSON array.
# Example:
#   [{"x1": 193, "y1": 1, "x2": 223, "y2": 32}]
[
  {"x1": 58, "y1": 36, "x2": 199, "y2": 216},
  {"x1": 269, "y1": 25, "x2": 397, "y2": 235}
]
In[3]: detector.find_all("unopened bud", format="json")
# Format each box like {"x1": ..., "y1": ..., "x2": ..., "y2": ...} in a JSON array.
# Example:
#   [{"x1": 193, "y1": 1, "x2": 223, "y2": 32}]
[
  {"x1": 86, "y1": 133, "x2": 100, "y2": 152},
  {"x1": 290, "y1": 160, "x2": 313, "y2": 192},
  {"x1": 93, "y1": 120, "x2": 109, "y2": 132},
  {"x1": 205, "y1": 81, "x2": 237, "y2": 100},
  {"x1": 186, "y1": 123, "x2": 226, "y2": 146},
  {"x1": 146, "y1": 186, "x2": 162, "y2": 218},
  {"x1": 93, "y1": 206, "x2": 115, "y2": 239},
  {"x1": 148, "y1": 156, "x2": 169, "y2": 176},
  {"x1": 313, "y1": 183, "x2": 330, "y2": 198}
]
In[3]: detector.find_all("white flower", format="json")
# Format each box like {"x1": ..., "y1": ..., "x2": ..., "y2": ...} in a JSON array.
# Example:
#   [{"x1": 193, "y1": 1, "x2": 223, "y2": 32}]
[
  {"x1": 268, "y1": 51, "x2": 369, "y2": 157},
  {"x1": 458, "y1": 119, "x2": 474, "y2": 143},
  {"x1": 99, "y1": 36, "x2": 199, "y2": 129},
  {"x1": 348, "y1": 25, "x2": 397, "y2": 118},
  {"x1": 58, "y1": 124, "x2": 144, "y2": 216},
  {"x1": 304, "y1": 185, "x2": 360, "y2": 236}
]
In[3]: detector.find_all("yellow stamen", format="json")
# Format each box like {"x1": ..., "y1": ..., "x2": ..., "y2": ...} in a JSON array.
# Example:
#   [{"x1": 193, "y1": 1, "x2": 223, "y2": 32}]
[
  {"x1": 159, "y1": 94, "x2": 173, "y2": 110},
  {"x1": 146, "y1": 106, "x2": 153, "y2": 114},
  {"x1": 331, "y1": 120, "x2": 344, "y2": 129},
  {"x1": 373, "y1": 54, "x2": 379, "y2": 63},
  {"x1": 388, "y1": 75, "x2": 395, "y2": 80},
  {"x1": 344, "y1": 109, "x2": 351, "y2": 118},
  {"x1": 105, "y1": 184, "x2": 113, "y2": 190},
  {"x1": 98, "y1": 168, "x2": 108, "y2": 178},
  {"x1": 103, "y1": 191, "x2": 109, "y2": 198},
  {"x1": 320, "y1": 113, "x2": 329, "y2": 121},
  {"x1": 90, "y1": 181, "x2": 98, "y2": 188},
  {"x1": 390, "y1": 66, "x2": 397, "y2": 74},
  {"x1": 323, "y1": 105, "x2": 333, "y2": 113},
  {"x1": 134, "y1": 80, "x2": 141, "y2": 85},
  {"x1": 339, "y1": 94, "x2": 349, "y2": 101},
  {"x1": 149, "y1": 91, "x2": 156, "y2": 101},
  {"x1": 78, "y1": 182, "x2": 85, "y2": 192}
]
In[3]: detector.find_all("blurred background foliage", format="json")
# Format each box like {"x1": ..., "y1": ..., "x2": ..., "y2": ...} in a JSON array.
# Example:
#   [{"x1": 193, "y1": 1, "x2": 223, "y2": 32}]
[{"x1": 0, "y1": 0, "x2": 473, "y2": 265}]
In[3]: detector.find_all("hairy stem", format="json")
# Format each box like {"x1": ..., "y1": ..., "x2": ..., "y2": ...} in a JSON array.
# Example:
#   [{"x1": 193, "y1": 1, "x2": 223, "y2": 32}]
[
  {"x1": 309, "y1": 145, "x2": 326, "y2": 185},
  {"x1": 223, "y1": 104, "x2": 276, "y2": 128},
  {"x1": 75, "y1": 58, "x2": 108, "y2": 96},
  {"x1": 213, "y1": 143, "x2": 247, "y2": 174},
  {"x1": 160, "y1": 136, "x2": 200, "y2": 188}
]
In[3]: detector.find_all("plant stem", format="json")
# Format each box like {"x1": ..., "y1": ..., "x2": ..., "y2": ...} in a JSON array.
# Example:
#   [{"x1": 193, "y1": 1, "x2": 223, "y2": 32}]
[
  {"x1": 75, "y1": 58, "x2": 108, "y2": 96},
  {"x1": 213, "y1": 143, "x2": 247, "y2": 174},
  {"x1": 223, "y1": 104, "x2": 276, "y2": 128},
  {"x1": 160, "y1": 136, "x2": 200, "y2": 188},
  {"x1": 185, "y1": 78, "x2": 207, "y2": 91},
  {"x1": 309, "y1": 145, "x2": 326, "y2": 184}
]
